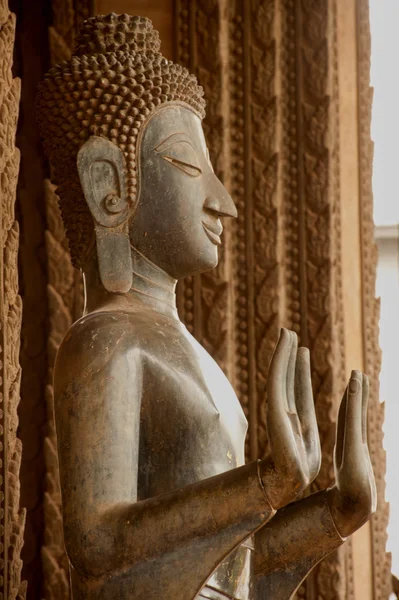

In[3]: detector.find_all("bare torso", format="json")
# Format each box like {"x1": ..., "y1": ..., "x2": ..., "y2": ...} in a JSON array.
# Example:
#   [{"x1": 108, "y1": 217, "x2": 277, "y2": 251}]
[
  {"x1": 137, "y1": 308, "x2": 253, "y2": 599},
  {"x1": 63, "y1": 297, "x2": 254, "y2": 599}
]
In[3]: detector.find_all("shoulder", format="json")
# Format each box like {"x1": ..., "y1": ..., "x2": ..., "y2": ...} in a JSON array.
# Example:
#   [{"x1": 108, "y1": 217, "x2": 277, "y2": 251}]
[
  {"x1": 54, "y1": 310, "x2": 144, "y2": 392},
  {"x1": 58, "y1": 310, "x2": 133, "y2": 355}
]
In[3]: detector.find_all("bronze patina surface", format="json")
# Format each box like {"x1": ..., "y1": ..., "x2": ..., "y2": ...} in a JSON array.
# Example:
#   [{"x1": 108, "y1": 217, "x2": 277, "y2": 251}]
[{"x1": 36, "y1": 14, "x2": 376, "y2": 600}]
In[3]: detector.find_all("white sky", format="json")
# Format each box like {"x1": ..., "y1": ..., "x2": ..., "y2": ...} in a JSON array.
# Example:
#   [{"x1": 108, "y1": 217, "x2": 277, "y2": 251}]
[{"x1": 371, "y1": 0, "x2": 399, "y2": 225}]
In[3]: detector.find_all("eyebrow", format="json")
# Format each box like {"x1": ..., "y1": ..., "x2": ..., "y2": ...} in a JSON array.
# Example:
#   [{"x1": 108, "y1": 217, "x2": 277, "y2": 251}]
[{"x1": 154, "y1": 132, "x2": 195, "y2": 153}]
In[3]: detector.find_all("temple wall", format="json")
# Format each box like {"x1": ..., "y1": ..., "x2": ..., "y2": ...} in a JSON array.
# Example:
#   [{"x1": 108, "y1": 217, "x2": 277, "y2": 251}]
[
  {"x1": 335, "y1": 2, "x2": 373, "y2": 598},
  {"x1": 6, "y1": 0, "x2": 390, "y2": 598},
  {"x1": 0, "y1": 1, "x2": 26, "y2": 598}
]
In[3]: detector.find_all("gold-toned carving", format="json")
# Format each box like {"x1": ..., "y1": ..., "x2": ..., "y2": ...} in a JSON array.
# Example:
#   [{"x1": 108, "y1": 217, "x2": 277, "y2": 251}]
[
  {"x1": 40, "y1": 4, "x2": 91, "y2": 597},
  {"x1": 279, "y1": 0, "x2": 348, "y2": 596},
  {"x1": 0, "y1": 3, "x2": 26, "y2": 598},
  {"x1": 42, "y1": 5, "x2": 76, "y2": 597},
  {"x1": 229, "y1": 0, "x2": 251, "y2": 453},
  {"x1": 356, "y1": 0, "x2": 391, "y2": 597},
  {"x1": 250, "y1": 0, "x2": 280, "y2": 461},
  {"x1": 196, "y1": 0, "x2": 231, "y2": 374},
  {"x1": 42, "y1": 181, "x2": 74, "y2": 600}
]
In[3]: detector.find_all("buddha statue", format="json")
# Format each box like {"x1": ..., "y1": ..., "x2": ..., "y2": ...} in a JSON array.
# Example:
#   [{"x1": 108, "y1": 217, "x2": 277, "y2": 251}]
[{"x1": 36, "y1": 14, "x2": 376, "y2": 600}]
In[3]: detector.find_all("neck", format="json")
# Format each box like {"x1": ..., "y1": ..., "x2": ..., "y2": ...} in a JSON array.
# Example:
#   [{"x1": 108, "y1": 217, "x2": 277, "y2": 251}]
[
  {"x1": 83, "y1": 246, "x2": 178, "y2": 319},
  {"x1": 129, "y1": 245, "x2": 178, "y2": 316}
]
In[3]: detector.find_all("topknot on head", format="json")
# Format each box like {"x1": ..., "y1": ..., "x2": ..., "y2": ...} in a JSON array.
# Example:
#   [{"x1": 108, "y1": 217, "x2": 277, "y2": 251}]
[{"x1": 74, "y1": 13, "x2": 161, "y2": 56}]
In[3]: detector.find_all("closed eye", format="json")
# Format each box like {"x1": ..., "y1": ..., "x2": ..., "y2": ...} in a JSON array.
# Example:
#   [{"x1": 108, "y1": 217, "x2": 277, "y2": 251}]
[{"x1": 162, "y1": 155, "x2": 202, "y2": 178}]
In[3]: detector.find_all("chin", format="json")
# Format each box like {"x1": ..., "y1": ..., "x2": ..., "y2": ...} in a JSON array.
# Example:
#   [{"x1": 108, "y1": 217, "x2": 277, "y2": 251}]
[
  {"x1": 198, "y1": 250, "x2": 219, "y2": 273},
  {"x1": 178, "y1": 252, "x2": 218, "y2": 278}
]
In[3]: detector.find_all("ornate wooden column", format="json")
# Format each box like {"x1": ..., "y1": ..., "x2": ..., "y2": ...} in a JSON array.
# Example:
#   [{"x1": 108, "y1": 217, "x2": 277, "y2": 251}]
[
  {"x1": 0, "y1": 1, "x2": 26, "y2": 598},
  {"x1": 39, "y1": 2, "x2": 91, "y2": 598},
  {"x1": 173, "y1": 0, "x2": 390, "y2": 598}
]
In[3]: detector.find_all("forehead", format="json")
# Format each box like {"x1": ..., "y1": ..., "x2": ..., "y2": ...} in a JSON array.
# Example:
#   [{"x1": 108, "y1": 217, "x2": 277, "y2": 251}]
[{"x1": 139, "y1": 104, "x2": 206, "y2": 153}]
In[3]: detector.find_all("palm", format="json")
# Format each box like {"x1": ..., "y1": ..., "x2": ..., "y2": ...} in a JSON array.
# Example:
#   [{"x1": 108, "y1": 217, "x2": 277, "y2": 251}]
[
  {"x1": 261, "y1": 329, "x2": 321, "y2": 509},
  {"x1": 328, "y1": 371, "x2": 377, "y2": 537}
]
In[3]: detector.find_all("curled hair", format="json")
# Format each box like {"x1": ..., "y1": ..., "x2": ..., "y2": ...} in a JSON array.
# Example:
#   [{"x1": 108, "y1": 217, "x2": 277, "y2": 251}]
[{"x1": 36, "y1": 13, "x2": 206, "y2": 267}]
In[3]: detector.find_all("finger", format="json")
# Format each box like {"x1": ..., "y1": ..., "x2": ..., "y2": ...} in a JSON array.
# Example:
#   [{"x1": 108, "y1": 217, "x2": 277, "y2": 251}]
[
  {"x1": 365, "y1": 446, "x2": 377, "y2": 513},
  {"x1": 267, "y1": 328, "x2": 292, "y2": 415},
  {"x1": 362, "y1": 374, "x2": 369, "y2": 444},
  {"x1": 295, "y1": 347, "x2": 321, "y2": 480},
  {"x1": 337, "y1": 437, "x2": 377, "y2": 517},
  {"x1": 360, "y1": 375, "x2": 375, "y2": 508},
  {"x1": 286, "y1": 331, "x2": 298, "y2": 413},
  {"x1": 343, "y1": 370, "x2": 364, "y2": 462},
  {"x1": 334, "y1": 384, "x2": 348, "y2": 471},
  {"x1": 266, "y1": 330, "x2": 297, "y2": 466}
]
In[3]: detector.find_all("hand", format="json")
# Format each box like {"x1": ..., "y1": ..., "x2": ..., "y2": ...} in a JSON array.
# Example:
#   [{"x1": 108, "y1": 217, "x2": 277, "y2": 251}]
[
  {"x1": 327, "y1": 370, "x2": 377, "y2": 537},
  {"x1": 260, "y1": 328, "x2": 321, "y2": 509}
]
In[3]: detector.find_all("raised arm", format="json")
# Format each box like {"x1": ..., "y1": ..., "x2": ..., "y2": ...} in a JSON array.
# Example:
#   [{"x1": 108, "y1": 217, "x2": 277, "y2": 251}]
[
  {"x1": 54, "y1": 314, "x2": 276, "y2": 600},
  {"x1": 56, "y1": 319, "x2": 335, "y2": 599}
]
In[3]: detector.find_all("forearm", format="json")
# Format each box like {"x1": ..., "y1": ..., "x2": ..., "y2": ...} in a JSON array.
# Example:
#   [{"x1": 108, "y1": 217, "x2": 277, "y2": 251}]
[
  {"x1": 254, "y1": 490, "x2": 345, "y2": 599},
  {"x1": 69, "y1": 461, "x2": 275, "y2": 579}
]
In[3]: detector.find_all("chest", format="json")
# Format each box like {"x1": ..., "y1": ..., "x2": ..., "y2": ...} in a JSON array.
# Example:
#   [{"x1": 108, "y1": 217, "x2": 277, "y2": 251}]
[{"x1": 138, "y1": 325, "x2": 248, "y2": 494}]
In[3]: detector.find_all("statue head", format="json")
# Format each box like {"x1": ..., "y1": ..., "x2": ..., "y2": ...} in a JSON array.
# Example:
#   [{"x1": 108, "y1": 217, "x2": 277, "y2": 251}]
[{"x1": 36, "y1": 13, "x2": 236, "y2": 292}]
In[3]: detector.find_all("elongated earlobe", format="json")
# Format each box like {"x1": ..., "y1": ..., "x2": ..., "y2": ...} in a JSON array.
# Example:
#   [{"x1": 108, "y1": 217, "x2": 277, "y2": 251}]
[
  {"x1": 77, "y1": 136, "x2": 133, "y2": 293},
  {"x1": 94, "y1": 223, "x2": 132, "y2": 293}
]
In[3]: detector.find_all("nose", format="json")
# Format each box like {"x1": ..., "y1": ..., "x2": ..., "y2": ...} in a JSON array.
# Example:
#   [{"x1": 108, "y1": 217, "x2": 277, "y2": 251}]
[{"x1": 203, "y1": 175, "x2": 238, "y2": 219}]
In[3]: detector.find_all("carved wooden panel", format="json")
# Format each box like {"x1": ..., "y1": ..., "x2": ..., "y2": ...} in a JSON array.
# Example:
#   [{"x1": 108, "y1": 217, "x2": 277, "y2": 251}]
[
  {"x1": 278, "y1": 1, "x2": 348, "y2": 597},
  {"x1": 15, "y1": 1, "x2": 54, "y2": 595},
  {"x1": 41, "y1": 182, "x2": 74, "y2": 600},
  {"x1": 357, "y1": 0, "x2": 391, "y2": 597},
  {"x1": 175, "y1": 0, "x2": 389, "y2": 598},
  {"x1": 27, "y1": 0, "x2": 389, "y2": 598},
  {"x1": 41, "y1": 2, "x2": 91, "y2": 599},
  {"x1": 0, "y1": 2, "x2": 26, "y2": 598},
  {"x1": 175, "y1": 0, "x2": 234, "y2": 383}
]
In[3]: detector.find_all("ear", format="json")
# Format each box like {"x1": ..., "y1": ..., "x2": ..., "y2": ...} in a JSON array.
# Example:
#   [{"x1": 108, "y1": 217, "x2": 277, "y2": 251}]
[{"x1": 77, "y1": 136, "x2": 133, "y2": 293}]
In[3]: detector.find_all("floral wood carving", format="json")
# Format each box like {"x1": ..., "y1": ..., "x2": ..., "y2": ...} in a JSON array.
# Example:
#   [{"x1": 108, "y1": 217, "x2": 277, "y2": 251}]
[
  {"x1": 357, "y1": 0, "x2": 391, "y2": 597},
  {"x1": 42, "y1": 181, "x2": 74, "y2": 600},
  {"x1": 279, "y1": 0, "x2": 348, "y2": 597},
  {"x1": 249, "y1": 0, "x2": 280, "y2": 462},
  {"x1": 0, "y1": 2, "x2": 26, "y2": 598},
  {"x1": 174, "y1": 0, "x2": 372, "y2": 596},
  {"x1": 41, "y1": 2, "x2": 90, "y2": 598},
  {"x1": 175, "y1": 0, "x2": 233, "y2": 379},
  {"x1": 196, "y1": 0, "x2": 232, "y2": 376}
]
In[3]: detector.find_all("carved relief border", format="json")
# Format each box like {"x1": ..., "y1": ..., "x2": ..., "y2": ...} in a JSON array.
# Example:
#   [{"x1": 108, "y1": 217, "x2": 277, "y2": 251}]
[
  {"x1": 42, "y1": 182, "x2": 74, "y2": 600},
  {"x1": 228, "y1": 0, "x2": 251, "y2": 447},
  {"x1": 42, "y1": 2, "x2": 90, "y2": 598},
  {"x1": 242, "y1": 0, "x2": 281, "y2": 459},
  {"x1": 329, "y1": 0, "x2": 355, "y2": 595},
  {"x1": 174, "y1": 0, "x2": 196, "y2": 336},
  {"x1": 195, "y1": 0, "x2": 232, "y2": 374},
  {"x1": 0, "y1": 3, "x2": 26, "y2": 598},
  {"x1": 279, "y1": 0, "x2": 348, "y2": 597},
  {"x1": 356, "y1": 0, "x2": 391, "y2": 597},
  {"x1": 174, "y1": 0, "x2": 233, "y2": 375},
  {"x1": 249, "y1": 0, "x2": 281, "y2": 463}
]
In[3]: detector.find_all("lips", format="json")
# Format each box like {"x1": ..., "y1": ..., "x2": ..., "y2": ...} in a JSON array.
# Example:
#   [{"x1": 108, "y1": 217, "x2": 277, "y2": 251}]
[{"x1": 202, "y1": 221, "x2": 223, "y2": 245}]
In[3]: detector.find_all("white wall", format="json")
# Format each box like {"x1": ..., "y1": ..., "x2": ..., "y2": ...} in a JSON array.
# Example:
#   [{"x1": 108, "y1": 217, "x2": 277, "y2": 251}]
[{"x1": 375, "y1": 229, "x2": 399, "y2": 579}]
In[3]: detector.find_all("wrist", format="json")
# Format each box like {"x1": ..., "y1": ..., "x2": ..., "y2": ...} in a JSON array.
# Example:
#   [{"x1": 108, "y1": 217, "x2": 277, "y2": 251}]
[
  {"x1": 258, "y1": 458, "x2": 300, "y2": 510},
  {"x1": 256, "y1": 460, "x2": 277, "y2": 511},
  {"x1": 325, "y1": 486, "x2": 348, "y2": 539}
]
